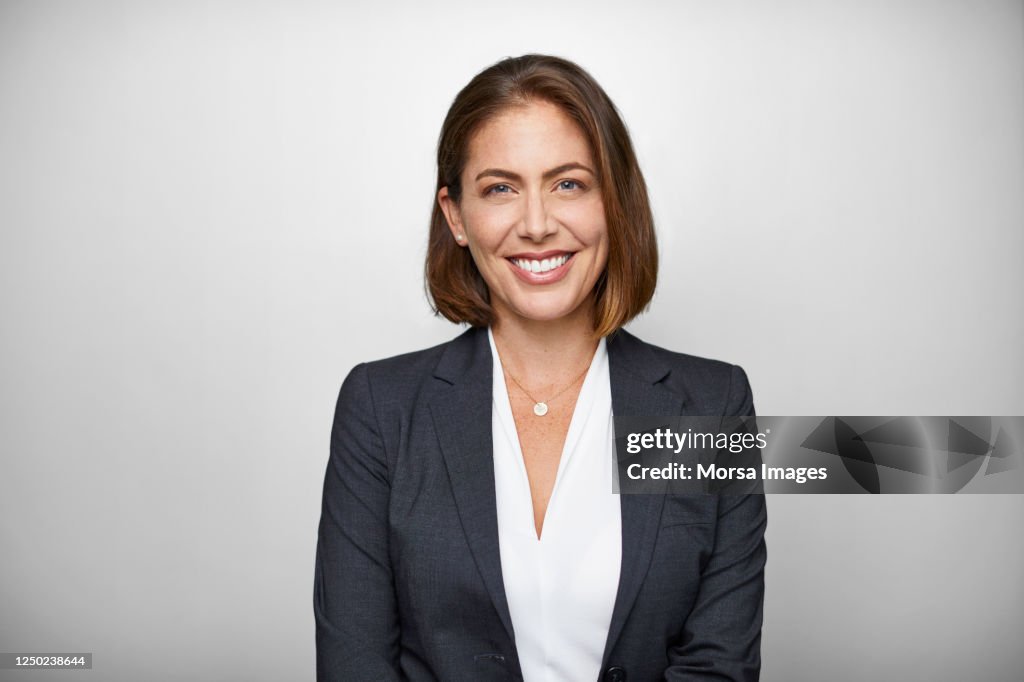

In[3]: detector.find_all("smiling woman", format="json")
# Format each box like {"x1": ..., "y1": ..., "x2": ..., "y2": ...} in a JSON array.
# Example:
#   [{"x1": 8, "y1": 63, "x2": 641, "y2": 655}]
[
  {"x1": 315, "y1": 54, "x2": 767, "y2": 682},
  {"x1": 438, "y1": 100, "x2": 610, "y2": 333}
]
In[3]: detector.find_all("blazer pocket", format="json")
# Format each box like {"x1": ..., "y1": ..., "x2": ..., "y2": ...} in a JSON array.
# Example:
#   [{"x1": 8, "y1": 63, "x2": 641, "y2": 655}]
[
  {"x1": 660, "y1": 498, "x2": 715, "y2": 528},
  {"x1": 660, "y1": 519, "x2": 712, "y2": 531}
]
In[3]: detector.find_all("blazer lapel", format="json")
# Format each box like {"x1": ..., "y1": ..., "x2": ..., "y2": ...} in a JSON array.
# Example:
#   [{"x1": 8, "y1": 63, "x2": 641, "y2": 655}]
[
  {"x1": 428, "y1": 326, "x2": 517, "y2": 643},
  {"x1": 602, "y1": 329, "x2": 686, "y2": 667}
]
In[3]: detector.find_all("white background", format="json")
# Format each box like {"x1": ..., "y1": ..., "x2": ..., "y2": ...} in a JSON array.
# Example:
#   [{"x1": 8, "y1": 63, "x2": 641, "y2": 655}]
[{"x1": 2, "y1": 1, "x2": 1022, "y2": 680}]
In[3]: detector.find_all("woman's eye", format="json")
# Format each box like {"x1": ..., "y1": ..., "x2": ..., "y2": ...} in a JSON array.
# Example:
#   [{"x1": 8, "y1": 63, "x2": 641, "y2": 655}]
[
  {"x1": 486, "y1": 184, "x2": 512, "y2": 195},
  {"x1": 558, "y1": 179, "x2": 582, "y2": 191}
]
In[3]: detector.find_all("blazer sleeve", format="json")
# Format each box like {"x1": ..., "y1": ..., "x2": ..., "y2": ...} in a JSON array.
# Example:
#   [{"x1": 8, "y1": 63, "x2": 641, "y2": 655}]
[
  {"x1": 314, "y1": 363, "x2": 404, "y2": 681},
  {"x1": 665, "y1": 364, "x2": 768, "y2": 682}
]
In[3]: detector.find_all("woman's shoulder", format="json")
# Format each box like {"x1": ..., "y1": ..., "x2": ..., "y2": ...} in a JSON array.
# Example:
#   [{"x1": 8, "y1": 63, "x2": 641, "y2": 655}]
[
  {"x1": 610, "y1": 328, "x2": 743, "y2": 377},
  {"x1": 340, "y1": 327, "x2": 482, "y2": 397},
  {"x1": 610, "y1": 329, "x2": 754, "y2": 415}
]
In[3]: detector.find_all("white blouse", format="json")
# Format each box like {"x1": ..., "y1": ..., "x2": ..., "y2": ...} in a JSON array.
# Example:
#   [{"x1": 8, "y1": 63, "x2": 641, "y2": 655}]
[{"x1": 488, "y1": 327, "x2": 622, "y2": 682}]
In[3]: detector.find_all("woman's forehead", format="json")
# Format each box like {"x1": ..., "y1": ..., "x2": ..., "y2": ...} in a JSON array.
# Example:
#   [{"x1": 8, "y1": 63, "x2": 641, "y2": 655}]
[{"x1": 465, "y1": 101, "x2": 594, "y2": 176}]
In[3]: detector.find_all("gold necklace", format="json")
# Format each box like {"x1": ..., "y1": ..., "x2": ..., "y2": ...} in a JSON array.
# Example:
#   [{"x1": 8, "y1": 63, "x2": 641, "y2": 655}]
[{"x1": 504, "y1": 363, "x2": 592, "y2": 417}]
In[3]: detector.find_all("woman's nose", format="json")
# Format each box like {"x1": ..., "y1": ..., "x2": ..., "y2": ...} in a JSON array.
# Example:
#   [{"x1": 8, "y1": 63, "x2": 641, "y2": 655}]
[{"x1": 518, "y1": 193, "x2": 558, "y2": 241}]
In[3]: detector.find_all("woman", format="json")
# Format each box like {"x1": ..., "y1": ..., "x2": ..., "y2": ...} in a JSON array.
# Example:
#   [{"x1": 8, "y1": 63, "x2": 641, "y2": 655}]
[{"x1": 315, "y1": 54, "x2": 766, "y2": 682}]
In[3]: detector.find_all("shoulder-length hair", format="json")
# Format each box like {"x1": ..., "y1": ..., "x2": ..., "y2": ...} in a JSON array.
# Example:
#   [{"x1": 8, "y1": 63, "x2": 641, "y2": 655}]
[{"x1": 425, "y1": 54, "x2": 657, "y2": 338}]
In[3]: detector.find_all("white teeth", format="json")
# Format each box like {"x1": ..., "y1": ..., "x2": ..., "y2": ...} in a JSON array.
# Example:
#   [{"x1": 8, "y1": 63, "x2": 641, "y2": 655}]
[{"x1": 512, "y1": 254, "x2": 571, "y2": 274}]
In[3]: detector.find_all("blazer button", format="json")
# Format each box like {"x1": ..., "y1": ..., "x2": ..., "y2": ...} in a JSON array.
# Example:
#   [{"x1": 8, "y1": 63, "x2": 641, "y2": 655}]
[{"x1": 604, "y1": 666, "x2": 626, "y2": 682}]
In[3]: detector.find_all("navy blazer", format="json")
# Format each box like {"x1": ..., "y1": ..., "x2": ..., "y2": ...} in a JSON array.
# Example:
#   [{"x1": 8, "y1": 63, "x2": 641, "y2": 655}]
[{"x1": 315, "y1": 326, "x2": 766, "y2": 682}]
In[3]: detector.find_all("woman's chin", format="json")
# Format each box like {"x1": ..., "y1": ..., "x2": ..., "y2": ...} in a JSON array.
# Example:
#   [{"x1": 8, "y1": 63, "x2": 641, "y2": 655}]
[{"x1": 499, "y1": 297, "x2": 591, "y2": 325}]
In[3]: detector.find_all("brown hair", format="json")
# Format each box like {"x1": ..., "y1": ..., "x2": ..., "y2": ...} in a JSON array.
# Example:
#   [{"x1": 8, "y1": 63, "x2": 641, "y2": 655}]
[{"x1": 425, "y1": 54, "x2": 657, "y2": 338}]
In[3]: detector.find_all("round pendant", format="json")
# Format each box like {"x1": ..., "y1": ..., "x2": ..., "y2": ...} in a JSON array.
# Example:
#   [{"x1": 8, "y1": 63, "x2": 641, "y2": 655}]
[{"x1": 533, "y1": 402, "x2": 548, "y2": 417}]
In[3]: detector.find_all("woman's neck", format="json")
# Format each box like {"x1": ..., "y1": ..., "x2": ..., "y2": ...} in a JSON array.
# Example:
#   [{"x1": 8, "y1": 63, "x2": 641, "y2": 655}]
[{"x1": 490, "y1": 305, "x2": 600, "y2": 389}]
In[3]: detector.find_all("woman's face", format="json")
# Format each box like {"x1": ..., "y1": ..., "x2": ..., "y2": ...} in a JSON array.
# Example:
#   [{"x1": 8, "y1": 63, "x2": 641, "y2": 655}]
[{"x1": 439, "y1": 100, "x2": 609, "y2": 329}]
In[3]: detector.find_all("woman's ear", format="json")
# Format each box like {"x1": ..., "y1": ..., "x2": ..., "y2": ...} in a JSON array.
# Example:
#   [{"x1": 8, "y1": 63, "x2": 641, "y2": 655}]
[{"x1": 438, "y1": 187, "x2": 467, "y2": 247}]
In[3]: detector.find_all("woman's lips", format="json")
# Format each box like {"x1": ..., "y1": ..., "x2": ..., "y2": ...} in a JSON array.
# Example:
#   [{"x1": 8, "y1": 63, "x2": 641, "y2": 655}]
[{"x1": 506, "y1": 252, "x2": 575, "y2": 285}]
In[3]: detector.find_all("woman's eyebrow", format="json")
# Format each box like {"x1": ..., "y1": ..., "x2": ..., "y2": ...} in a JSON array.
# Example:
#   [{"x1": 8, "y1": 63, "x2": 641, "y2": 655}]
[
  {"x1": 542, "y1": 162, "x2": 594, "y2": 181},
  {"x1": 474, "y1": 162, "x2": 595, "y2": 183}
]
